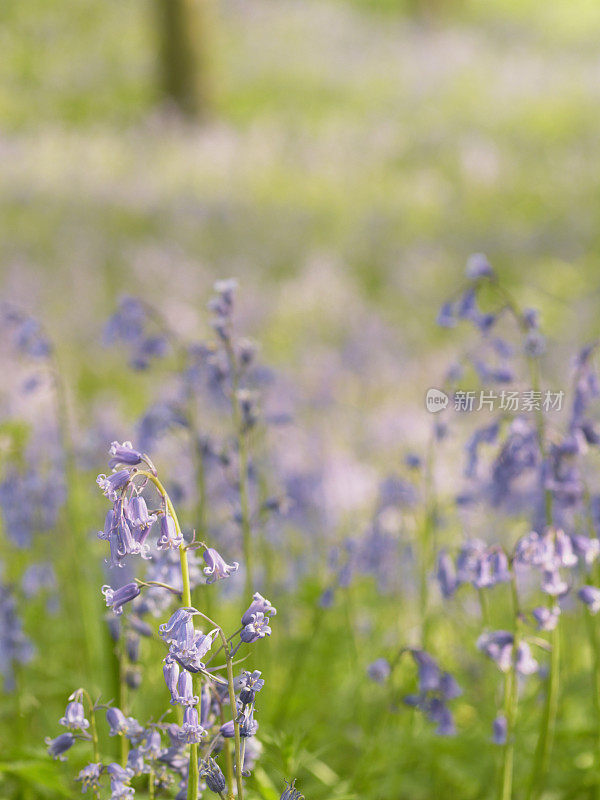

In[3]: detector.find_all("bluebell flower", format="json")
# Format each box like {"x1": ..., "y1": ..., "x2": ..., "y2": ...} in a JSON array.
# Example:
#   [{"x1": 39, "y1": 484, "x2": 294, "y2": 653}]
[
  {"x1": 178, "y1": 706, "x2": 206, "y2": 743},
  {"x1": 140, "y1": 728, "x2": 163, "y2": 759},
  {"x1": 516, "y1": 641, "x2": 538, "y2": 675},
  {"x1": 102, "y1": 582, "x2": 141, "y2": 616},
  {"x1": 163, "y1": 657, "x2": 180, "y2": 704},
  {"x1": 436, "y1": 301, "x2": 456, "y2": 328},
  {"x1": 235, "y1": 670, "x2": 265, "y2": 704},
  {"x1": 106, "y1": 763, "x2": 134, "y2": 799},
  {"x1": 126, "y1": 496, "x2": 157, "y2": 551},
  {"x1": 97, "y1": 470, "x2": 131, "y2": 501},
  {"x1": 176, "y1": 670, "x2": 199, "y2": 707},
  {"x1": 436, "y1": 550, "x2": 457, "y2": 598},
  {"x1": 541, "y1": 569, "x2": 568, "y2": 597},
  {"x1": 124, "y1": 716, "x2": 145, "y2": 745},
  {"x1": 60, "y1": 701, "x2": 89, "y2": 731},
  {"x1": 477, "y1": 631, "x2": 514, "y2": 673},
  {"x1": 45, "y1": 732, "x2": 75, "y2": 761},
  {"x1": 425, "y1": 697, "x2": 456, "y2": 736},
  {"x1": 106, "y1": 707, "x2": 129, "y2": 736},
  {"x1": 492, "y1": 714, "x2": 507, "y2": 745},
  {"x1": 203, "y1": 548, "x2": 239, "y2": 583},
  {"x1": 466, "y1": 253, "x2": 494, "y2": 280},
  {"x1": 157, "y1": 513, "x2": 183, "y2": 550},
  {"x1": 241, "y1": 592, "x2": 277, "y2": 626},
  {"x1": 160, "y1": 607, "x2": 216, "y2": 671},
  {"x1": 200, "y1": 757, "x2": 226, "y2": 793},
  {"x1": 440, "y1": 671, "x2": 462, "y2": 700},
  {"x1": 280, "y1": 779, "x2": 304, "y2": 800},
  {"x1": 532, "y1": 605, "x2": 560, "y2": 631},
  {"x1": 412, "y1": 650, "x2": 441, "y2": 692},
  {"x1": 367, "y1": 658, "x2": 391, "y2": 684},
  {"x1": 240, "y1": 611, "x2": 272, "y2": 643},
  {"x1": 76, "y1": 762, "x2": 103, "y2": 793},
  {"x1": 109, "y1": 441, "x2": 144, "y2": 469},
  {"x1": 239, "y1": 707, "x2": 259, "y2": 737},
  {"x1": 127, "y1": 747, "x2": 148, "y2": 776},
  {"x1": 524, "y1": 331, "x2": 546, "y2": 358},
  {"x1": 579, "y1": 585, "x2": 600, "y2": 614}
]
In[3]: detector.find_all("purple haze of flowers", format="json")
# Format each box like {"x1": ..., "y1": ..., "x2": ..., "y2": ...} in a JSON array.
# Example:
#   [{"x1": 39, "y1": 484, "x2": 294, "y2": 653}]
[
  {"x1": 0, "y1": 582, "x2": 35, "y2": 690},
  {"x1": 579, "y1": 585, "x2": 600, "y2": 614},
  {"x1": 202, "y1": 548, "x2": 239, "y2": 583},
  {"x1": 102, "y1": 582, "x2": 141, "y2": 616}
]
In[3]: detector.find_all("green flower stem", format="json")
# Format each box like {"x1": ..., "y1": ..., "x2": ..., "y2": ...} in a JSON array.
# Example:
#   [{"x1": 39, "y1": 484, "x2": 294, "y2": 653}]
[
  {"x1": 224, "y1": 342, "x2": 253, "y2": 601},
  {"x1": 149, "y1": 767, "x2": 155, "y2": 800},
  {"x1": 134, "y1": 470, "x2": 199, "y2": 800},
  {"x1": 118, "y1": 640, "x2": 129, "y2": 767},
  {"x1": 192, "y1": 609, "x2": 244, "y2": 800},
  {"x1": 80, "y1": 690, "x2": 100, "y2": 763},
  {"x1": 219, "y1": 704, "x2": 235, "y2": 797},
  {"x1": 498, "y1": 576, "x2": 521, "y2": 800}
]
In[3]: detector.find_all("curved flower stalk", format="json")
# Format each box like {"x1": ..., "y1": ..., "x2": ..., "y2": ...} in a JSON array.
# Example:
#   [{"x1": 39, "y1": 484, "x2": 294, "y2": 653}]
[{"x1": 46, "y1": 439, "x2": 295, "y2": 800}]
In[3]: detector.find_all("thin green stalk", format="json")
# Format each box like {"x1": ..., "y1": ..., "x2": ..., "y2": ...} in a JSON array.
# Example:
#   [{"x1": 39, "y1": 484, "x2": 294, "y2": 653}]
[
  {"x1": 219, "y1": 704, "x2": 234, "y2": 797},
  {"x1": 498, "y1": 576, "x2": 521, "y2": 800},
  {"x1": 80, "y1": 690, "x2": 100, "y2": 763},
  {"x1": 192, "y1": 610, "x2": 244, "y2": 800},
  {"x1": 149, "y1": 767, "x2": 155, "y2": 800},
  {"x1": 118, "y1": 640, "x2": 129, "y2": 767},
  {"x1": 135, "y1": 471, "x2": 200, "y2": 800}
]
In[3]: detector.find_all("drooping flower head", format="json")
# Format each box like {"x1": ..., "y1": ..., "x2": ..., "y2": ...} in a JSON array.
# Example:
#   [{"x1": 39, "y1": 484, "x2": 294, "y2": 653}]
[{"x1": 202, "y1": 548, "x2": 239, "y2": 583}]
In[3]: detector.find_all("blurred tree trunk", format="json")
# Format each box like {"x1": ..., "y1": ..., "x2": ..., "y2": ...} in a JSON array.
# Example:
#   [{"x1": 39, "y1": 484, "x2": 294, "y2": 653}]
[{"x1": 156, "y1": 0, "x2": 212, "y2": 119}]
